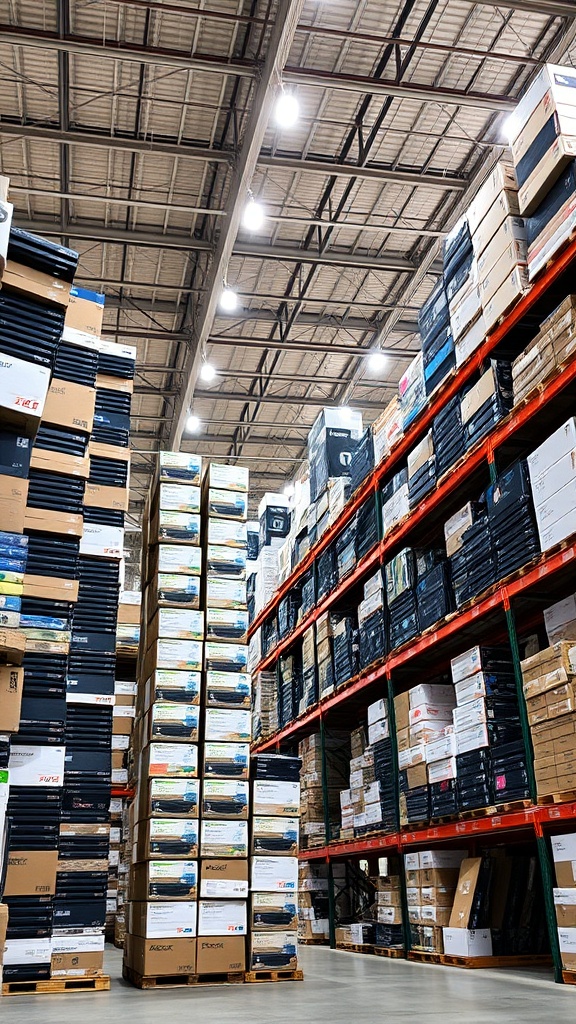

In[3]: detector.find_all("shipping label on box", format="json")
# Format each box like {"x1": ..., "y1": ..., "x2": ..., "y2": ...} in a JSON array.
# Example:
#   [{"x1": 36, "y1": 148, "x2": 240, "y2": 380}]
[
  {"x1": 8, "y1": 744, "x2": 65, "y2": 786},
  {"x1": 130, "y1": 900, "x2": 197, "y2": 938},
  {"x1": 198, "y1": 899, "x2": 247, "y2": 936},
  {"x1": 251, "y1": 856, "x2": 299, "y2": 893}
]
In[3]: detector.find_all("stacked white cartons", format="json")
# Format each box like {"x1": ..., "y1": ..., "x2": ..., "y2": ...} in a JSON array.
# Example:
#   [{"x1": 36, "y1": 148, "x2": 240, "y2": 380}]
[
  {"x1": 198, "y1": 463, "x2": 250, "y2": 976},
  {"x1": 527, "y1": 418, "x2": 576, "y2": 552},
  {"x1": 250, "y1": 756, "x2": 300, "y2": 973},
  {"x1": 125, "y1": 453, "x2": 202, "y2": 982},
  {"x1": 405, "y1": 849, "x2": 466, "y2": 953},
  {"x1": 506, "y1": 64, "x2": 576, "y2": 280},
  {"x1": 372, "y1": 396, "x2": 404, "y2": 467},
  {"x1": 468, "y1": 162, "x2": 527, "y2": 334},
  {"x1": 399, "y1": 354, "x2": 426, "y2": 431},
  {"x1": 552, "y1": 833, "x2": 576, "y2": 971},
  {"x1": 398, "y1": 685, "x2": 456, "y2": 795}
]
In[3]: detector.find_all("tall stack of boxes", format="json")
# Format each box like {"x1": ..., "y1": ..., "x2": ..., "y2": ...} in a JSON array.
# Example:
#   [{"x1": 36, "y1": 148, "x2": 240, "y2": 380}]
[
  {"x1": 126, "y1": 452, "x2": 203, "y2": 981},
  {"x1": 521, "y1": 641, "x2": 576, "y2": 800},
  {"x1": 405, "y1": 849, "x2": 466, "y2": 954},
  {"x1": 527, "y1": 418, "x2": 576, "y2": 552},
  {"x1": 4, "y1": 224, "x2": 80, "y2": 986},
  {"x1": 199, "y1": 462, "x2": 251, "y2": 976},
  {"x1": 512, "y1": 295, "x2": 576, "y2": 405},
  {"x1": 552, "y1": 833, "x2": 576, "y2": 972},
  {"x1": 250, "y1": 755, "x2": 300, "y2": 972}
]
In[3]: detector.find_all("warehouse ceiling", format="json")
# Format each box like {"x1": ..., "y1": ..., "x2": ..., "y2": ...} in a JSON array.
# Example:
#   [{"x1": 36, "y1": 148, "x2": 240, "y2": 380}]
[{"x1": 1, "y1": 0, "x2": 576, "y2": 520}]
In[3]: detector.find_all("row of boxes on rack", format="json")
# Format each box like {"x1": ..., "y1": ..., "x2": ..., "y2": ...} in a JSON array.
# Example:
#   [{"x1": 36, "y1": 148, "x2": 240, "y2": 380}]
[
  {"x1": 298, "y1": 732, "x2": 349, "y2": 850},
  {"x1": 521, "y1": 635, "x2": 576, "y2": 801},
  {"x1": 405, "y1": 847, "x2": 549, "y2": 957},
  {"x1": 552, "y1": 833, "x2": 576, "y2": 971}
]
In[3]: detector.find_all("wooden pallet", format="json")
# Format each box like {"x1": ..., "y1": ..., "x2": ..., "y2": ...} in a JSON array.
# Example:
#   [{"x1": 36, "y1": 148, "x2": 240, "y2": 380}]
[
  {"x1": 299, "y1": 938, "x2": 328, "y2": 946},
  {"x1": 373, "y1": 946, "x2": 405, "y2": 959},
  {"x1": 123, "y1": 965, "x2": 244, "y2": 989},
  {"x1": 408, "y1": 951, "x2": 552, "y2": 970},
  {"x1": 562, "y1": 970, "x2": 576, "y2": 985},
  {"x1": 2, "y1": 975, "x2": 111, "y2": 996},
  {"x1": 244, "y1": 968, "x2": 304, "y2": 983},
  {"x1": 336, "y1": 943, "x2": 375, "y2": 955},
  {"x1": 539, "y1": 791, "x2": 576, "y2": 806}
]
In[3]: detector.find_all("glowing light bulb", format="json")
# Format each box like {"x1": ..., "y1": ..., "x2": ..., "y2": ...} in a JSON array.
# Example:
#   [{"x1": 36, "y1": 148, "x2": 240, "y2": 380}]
[
  {"x1": 243, "y1": 198, "x2": 265, "y2": 231},
  {"x1": 274, "y1": 91, "x2": 300, "y2": 129},
  {"x1": 186, "y1": 414, "x2": 201, "y2": 433},
  {"x1": 200, "y1": 362, "x2": 217, "y2": 383},
  {"x1": 219, "y1": 287, "x2": 238, "y2": 313}
]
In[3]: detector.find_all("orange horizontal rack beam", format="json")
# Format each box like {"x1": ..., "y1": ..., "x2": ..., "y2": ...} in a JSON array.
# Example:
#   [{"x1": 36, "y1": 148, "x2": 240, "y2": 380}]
[
  {"x1": 252, "y1": 540, "x2": 576, "y2": 751},
  {"x1": 299, "y1": 800, "x2": 576, "y2": 861},
  {"x1": 248, "y1": 233, "x2": 576, "y2": 643},
  {"x1": 254, "y1": 352, "x2": 576, "y2": 675}
]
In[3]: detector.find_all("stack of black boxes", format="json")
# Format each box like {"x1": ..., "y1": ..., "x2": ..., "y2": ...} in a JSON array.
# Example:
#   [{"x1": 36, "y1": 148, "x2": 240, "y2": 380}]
[
  {"x1": 419, "y1": 280, "x2": 455, "y2": 397},
  {"x1": 385, "y1": 549, "x2": 418, "y2": 651}
]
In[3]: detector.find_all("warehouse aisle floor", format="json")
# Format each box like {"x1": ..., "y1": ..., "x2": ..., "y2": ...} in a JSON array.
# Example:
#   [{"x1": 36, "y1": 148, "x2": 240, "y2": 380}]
[{"x1": 4, "y1": 946, "x2": 575, "y2": 1023}]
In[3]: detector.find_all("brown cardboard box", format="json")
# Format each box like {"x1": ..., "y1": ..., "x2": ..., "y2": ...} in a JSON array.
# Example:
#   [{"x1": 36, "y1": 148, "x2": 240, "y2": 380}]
[
  {"x1": 119, "y1": 603, "x2": 141, "y2": 625},
  {"x1": 3, "y1": 261, "x2": 71, "y2": 306},
  {"x1": 407, "y1": 763, "x2": 427, "y2": 789},
  {"x1": 200, "y1": 859, "x2": 249, "y2": 899},
  {"x1": 31, "y1": 448, "x2": 90, "y2": 479},
  {"x1": 42, "y1": 379, "x2": 96, "y2": 434},
  {"x1": 420, "y1": 886, "x2": 455, "y2": 907},
  {"x1": 126, "y1": 935, "x2": 197, "y2": 977},
  {"x1": 394, "y1": 692, "x2": 410, "y2": 731},
  {"x1": 419, "y1": 867, "x2": 460, "y2": 888},
  {"x1": 5, "y1": 850, "x2": 59, "y2": 896},
  {"x1": 65, "y1": 290, "x2": 104, "y2": 337},
  {"x1": 84, "y1": 482, "x2": 129, "y2": 513},
  {"x1": 196, "y1": 936, "x2": 245, "y2": 974},
  {"x1": 51, "y1": 952, "x2": 104, "y2": 977},
  {"x1": 96, "y1": 372, "x2": 134, "y2": 395},
  {"x1": 0, "y1": 474, "x2": 28, "y2": 533},
  {"x1": 23, "y1": 574, "x2": 79, "y2": 602},
  {"x1": 448, "y1": 857, "x2": 482, "y2": 928},
  {"x1": 89, "y1": 440, "x2": 131, "y2": 463},
  {"x1": 24, "y1": 507, "x2": 83, "y2": 537},
  {"x1": 396, "y1": 727, "x2": 410, "y2": 752},
  {"x1": 0, "y1": 628, "x2": 26, "y2": 666},
  {"x1": 0, "y1": 665, "x2": 23, "y2": 731},
  {"x1": 555, "y1": 903, "x2": 576, "y2": 929}
]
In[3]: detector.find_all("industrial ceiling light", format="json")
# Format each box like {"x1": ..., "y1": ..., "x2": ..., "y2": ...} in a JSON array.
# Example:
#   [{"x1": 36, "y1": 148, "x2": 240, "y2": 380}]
[
  {"x1": 186, "y1": 414, "x2": 201, "y2": 433},
  {"x1": 200, "y1": 362, "x2": 217, "y2": 383},
  {"x1": 242, "y1": 194, "x2": 265, "y2": 232},
  {"x1": 274, "y1": 89, "x2": 300, "y2": 129},
  {"x1": 219, "y1": 286, "x2": 238, "y2": 313},
  {"x1": 367, "y1": 350, "x2": 387, "y2": 373},
  {"x1": 502, "y1": 113, "x2": 518, "y2": 145}
]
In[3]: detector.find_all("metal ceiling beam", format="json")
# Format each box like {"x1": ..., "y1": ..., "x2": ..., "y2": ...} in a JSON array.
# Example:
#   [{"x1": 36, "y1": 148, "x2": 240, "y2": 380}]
[
  {"x1": 258, "y1": 155, "x2": 466, "y2": 191},
  {"x1": 232, "y1": 243, "x2": 415, "y2": 272},
  {"x1": 10, "y1": 186, "x2": 226, "y2": 218},
  {"x1": 12, "y1": 217, "x2": 212, "y2": 251},
  {"x1": 0, "y1": 26, "x2": 257, "y2": 78},
  {"x1": 104, "y1": 295, "x2": 419, "y2": 332},
  {"x1": 100, "y1": 327, "x2": 418, "y2": 352},
  {"x1": 137, "y1": 366, "x2": 400, "y2": 387},
  {"x1": 460, "y1": 0, "x2": 574, "y2": 15},
  {"x1": 1, "y1": 122, "x2": 460, "y2": 191},
  {"x1": 0, "y1": 121, "x2": 233, "y2": 165},
  {"x1": 282, "y1": 67, "x2": 516, "y2": 111},
  {"x1": 193, "y1": 388, "x2": 386, "y2": 409},
  {"x1": 0, "y1": 26, "x2": 516, "y2": 111},
  {"x1": 169, "y1": 0, "x2": 314, "y2": 449}
]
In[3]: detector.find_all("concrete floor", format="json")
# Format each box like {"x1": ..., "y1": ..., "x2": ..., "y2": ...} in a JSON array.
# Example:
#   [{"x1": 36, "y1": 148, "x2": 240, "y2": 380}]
[{"x1": 3, "y1": 945, "x2": 575, "y2": 1023}]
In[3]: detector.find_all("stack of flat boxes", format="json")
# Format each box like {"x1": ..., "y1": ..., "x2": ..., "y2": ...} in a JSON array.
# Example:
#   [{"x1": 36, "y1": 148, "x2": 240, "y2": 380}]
[
  {"x1": 552, "y1": 833, "x2": 576, "y2": 972},
  {"x1": 107, "y1": 677, "x2": 137, "y2": 943},
  {"x1": 396, "y1": 686, "x2": 455, "y2": 825},
  {"x1": 418, "y1": 281, "x2": 455, "y2": 397},
  {"x1": 522, "y1": 641, "x2": 576, "y2": 800},
  {"x1": 298, "y1": 861, "x2": 330, "y2": 943},
  {"x1": 58, "y1": 319, "x2": 132, "y2": 981},
  {"x1": 508, "y1": 63, "x2": 576, "y2": 280},
  {"x1": 512, "y1": 295, "x2": 576, "y2": 404},
  {"x1": 382, "y1": 469, "x2": 409, "y2": 537},
  {"x1": 405, "y1": 850, "x2": 466, "y2": 953},
  {"x1": 4, "y1": 228, "x2": 85, "y2": 986},
  {"x1": 339, "y1": 727, "x2": 365, "y2": 836},
  {"x1": 527, "y1": 418, "x2": 576, "y2": 553},
  {"x1": 371, "y1": 867, "x2": 404, "y2": 949},
  {"x1": 470, "y1": 162, "x2": 527, "y2": 333},
  {"x1": 126, "y1": 451, "x2": 203, "y2": 981},
  {"x1": 250, "y1": 755, "x2": 300, "y2": 972},
  {"x1": 444, "y1": 216, "x2": 484, "y2": 370},
  {"x1": 399, "y1": 354, "x2": 426, "y2": 431},
  {"x1": 407, "y1": 432, "x2": 436, "y2": 509},
  {"x1": 316, "y1": 612, "x2": 335, "y2": 698},
  {"x1": 116, "y1": 592, "x2": 141, "y2": 659},
  {"x1": 300, "y1": 624, "x2": 317, "y2": 712},
  {"x1": 252, "y1": 669, "x2": 278, "y2": 744},
  {"x1": 199, "y1": 462, "x2": 251, "y2": 975},
  {"x1": 299, "y1": 733, "x2": 348, "y2": 848},
  {"x1": 358, "y1": 571, "x2": 386, "y2": 672}
]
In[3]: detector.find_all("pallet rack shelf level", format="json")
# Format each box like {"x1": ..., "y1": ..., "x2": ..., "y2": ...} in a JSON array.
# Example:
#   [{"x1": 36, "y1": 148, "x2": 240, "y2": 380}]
[
  {"x1": 252, "y1": 540, "x2": 576, "y2": 752},
  {"x1": 254, "y1": 352, "x2": 576, "y2": 675},
  {"x1": 248, "y1": 232, "x2": 576, "y2": 641}
]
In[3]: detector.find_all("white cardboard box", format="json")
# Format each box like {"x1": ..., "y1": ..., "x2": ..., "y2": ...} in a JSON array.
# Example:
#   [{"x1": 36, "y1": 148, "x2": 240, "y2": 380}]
[
  {"x1": 197, "y1": 899, "x2": 247, "y2": 936},
  {"x1": 250, "y1": 856, "x2": 298, "y2": 893},
  {"x1": 442, "y1": 928, "x2": 492, "y2": 957}
]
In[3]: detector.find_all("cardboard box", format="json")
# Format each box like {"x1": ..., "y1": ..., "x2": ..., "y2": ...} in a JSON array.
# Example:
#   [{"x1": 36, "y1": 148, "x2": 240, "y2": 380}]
[
  {"x1": 5, "y1": 849, "x2": 59, "y2": 896},
  {"x1": 558, "y1": 927, "x2": 576, "y2": 970},
  {"x1": 204, "y1": 707, "x2": 251, "y2": 743},
  {"x1": 554, "y1": 889, "x2": 576, "y2": 928},
  {"x1": 200, "y1": 859, "x2": 249, "y2": 899},
  {"x1": 139, "y1": 778, "x2": 200, "y2": 819},
  {"x1": 250, "y1": 856, "x2": 298, "y2": 893},
  {"x1": 552, "y1": 833, "x2": 576, "y2": 887},
  {"x1": 252, "y1": 892, "x2": 298, "y2": 931},
  {"x1": 196, "y1": 935, "x2": 245, "y2": 974},
  {"x1": 3, "y1": 260, "x2": 71, "y2": 305},
  {"x1": 155, "y1": 483, "x2": 201, "y2": 514},
  {"x1": 130, "y1": 860, "x2": 198, "y2": 902},
  {"x1": 31, "y1": 447, "x2": 90, "y2": 479},
  {"x1": 134, "y1": 817, "x2": 199, "y2": 861},
  {"x1": 252, "y1": 780, "x2": 300, "y2": 816},
  {"x1": 129, "y1": 900, "x2": 197, "y2": 938},
  {"x1": 201, "y1": 779, "x2": 249, "y2": 820},
  {"x1": 23, "y1": 574, "x2": 79, "y2": 603},
  {"x1": 126, "y1": 935, "x2": 197, "y2": 976},
  {"x1": 203, "y1": 742, "x2": 249, "y2": 781},
  {"x1": 0, "y1": 664, "x2": 23, "y2": 731},
  {"x1": 449, "y1": 858, "x2": 482, "y2": 928},
  {"x1": 84, "y1": 481, "x2": 129, "y2": 512},
  {"x1": 442, "y1": 927, "x2": 492, "y2": 957},
  {"x1": 208, "y1": 464, "x2": 249, "y2": 493},
  {"x1": 199, "y1": 819, "x2": 248, "y2": 859},
  {"x1": 8, "y1": 743, "x2": 65, "y2": 786},
  {"x1": 0, "y1": 474, "x2": 28, "y2": 533},
  {"x1": 64, "y1": 285, "x2": 105, "y2": 340},
  {"x1": 51, "y1": 952, "x2": 104, "y2": 978},
  {"x1": 158, "y1": 451, "x2": 202, "y2": 487},
  {"x1": 249, "y1": 931, "x2": 297, "y2": 971},
  {"x1": 42, "y1": 379, "x2": 96, "y2": 434},
  {"x1": 0, "y1": 901, "x2": 7, "y2": 961},
  {"x1": 197, "y1": 899, "x2": 247, "y2": 936}
]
